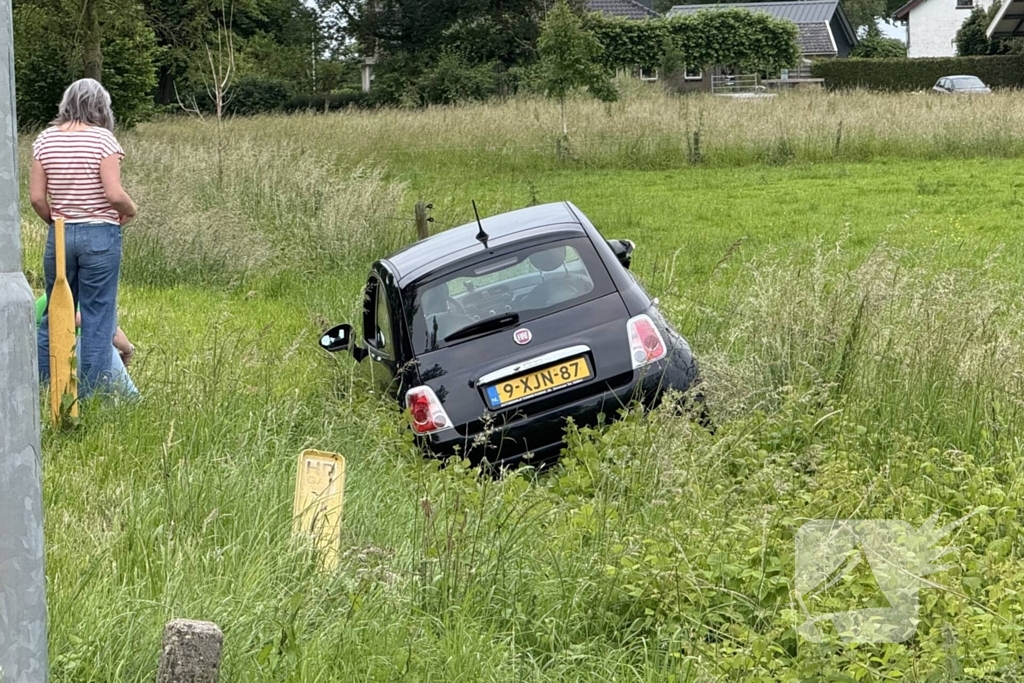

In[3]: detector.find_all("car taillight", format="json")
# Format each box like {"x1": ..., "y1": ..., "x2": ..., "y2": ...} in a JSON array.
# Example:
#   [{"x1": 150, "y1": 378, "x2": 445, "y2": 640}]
[
  {"x1": 405, "y1": 386, "x2": 452, "y2": 434},
  {"x1": 627, "y1": 314, "x2": 667, "y2": 369}
]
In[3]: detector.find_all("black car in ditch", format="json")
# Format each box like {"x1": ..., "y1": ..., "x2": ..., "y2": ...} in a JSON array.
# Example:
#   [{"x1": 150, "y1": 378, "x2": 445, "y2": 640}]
[{"x1": 319, "y1": 202, "x2": 703, "y2": 466}]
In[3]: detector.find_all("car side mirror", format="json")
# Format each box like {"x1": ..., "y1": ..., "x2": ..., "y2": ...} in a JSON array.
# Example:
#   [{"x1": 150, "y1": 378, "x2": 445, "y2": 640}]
[
  {"x1": 609, "y1": 239, "x2": 636, "y2": 270},
  {"x1": 319, "y1": 323, "x2": 369, "y2": 361},
  {"x1": 320, "y1": 323, "x2": 353, "y2": 352}
]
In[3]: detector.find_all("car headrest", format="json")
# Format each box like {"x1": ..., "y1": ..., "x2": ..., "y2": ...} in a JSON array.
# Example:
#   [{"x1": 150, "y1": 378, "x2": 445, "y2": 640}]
[
  {"x1": 528, "y1": 246, "x2": 567, "y2": 272},
  {"x1": 421, "y1": 286, "x2": 449, "y2": 316}
]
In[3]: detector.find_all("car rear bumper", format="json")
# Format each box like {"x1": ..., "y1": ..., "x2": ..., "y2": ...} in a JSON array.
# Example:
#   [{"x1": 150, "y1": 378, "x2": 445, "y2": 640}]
[{"x1": 418, "y1": 363, "x2": 685, "y2": 467}]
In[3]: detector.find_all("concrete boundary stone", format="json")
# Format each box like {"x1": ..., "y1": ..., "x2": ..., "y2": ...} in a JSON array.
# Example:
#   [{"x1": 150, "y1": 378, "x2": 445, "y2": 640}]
[{"x1": 156, "y1": 619, "x2": 223, "y2": 683}]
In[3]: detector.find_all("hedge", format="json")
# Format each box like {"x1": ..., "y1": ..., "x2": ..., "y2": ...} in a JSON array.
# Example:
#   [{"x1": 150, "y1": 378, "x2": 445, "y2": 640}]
[
  {"x1": 811, "y1": 55, "x2": 1024, "y2": 91},
  {"x1": 584, "y1": 11, "x2": 800, "y2": 74},
  {"x1": 281, "y1": 92, "x2": 369, "y2": 112},
  {"x1": 225, "y1": 77, "x2": 294, "y2": 116}
]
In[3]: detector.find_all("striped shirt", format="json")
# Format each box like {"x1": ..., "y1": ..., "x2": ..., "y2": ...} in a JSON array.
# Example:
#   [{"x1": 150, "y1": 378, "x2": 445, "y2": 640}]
[{"x1": 32, "y1": 126, "x2": 125, "y2": 225}]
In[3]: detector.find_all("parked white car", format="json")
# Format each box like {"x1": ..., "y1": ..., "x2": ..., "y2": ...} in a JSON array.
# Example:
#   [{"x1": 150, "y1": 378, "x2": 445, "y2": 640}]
[{"x1": 933, "y1": 75, "x2": 992, "y2": 94}]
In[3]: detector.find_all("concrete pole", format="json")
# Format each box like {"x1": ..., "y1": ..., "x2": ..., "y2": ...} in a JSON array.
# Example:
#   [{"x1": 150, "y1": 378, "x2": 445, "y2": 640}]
[{"x1": 0, "y1": 0, "x2": 50, "y2": 679}]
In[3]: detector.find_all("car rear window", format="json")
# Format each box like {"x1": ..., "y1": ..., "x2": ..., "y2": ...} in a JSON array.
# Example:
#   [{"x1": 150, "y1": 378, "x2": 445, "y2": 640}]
[{"x1": 406, "y1": 236, "x2": 616, "y2": 353}]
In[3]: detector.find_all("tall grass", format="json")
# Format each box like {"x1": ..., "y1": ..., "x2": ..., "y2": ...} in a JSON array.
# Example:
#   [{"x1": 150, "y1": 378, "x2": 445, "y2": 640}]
[
  {"x1": 661, "y1": 238, "x2": 1024, "y2": 458},
  {"x1": 40, "y1": 242, "x2": 1024, "y2": 680},
  {"x1": 18, "y1": 90, "x2": 1024, "y2": 681},
  {"x1": 134, "y1": 85, "x2": 1024, "y2": 173}
]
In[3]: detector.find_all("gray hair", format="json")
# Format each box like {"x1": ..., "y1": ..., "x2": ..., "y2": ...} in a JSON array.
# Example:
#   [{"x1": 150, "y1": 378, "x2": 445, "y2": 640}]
[{"x1": 52, "y1": 78, "x2": 115, "y2": 131}]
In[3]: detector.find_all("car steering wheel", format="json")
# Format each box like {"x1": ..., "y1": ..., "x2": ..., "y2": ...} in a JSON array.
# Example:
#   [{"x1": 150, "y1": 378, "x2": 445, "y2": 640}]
[{"x1": 447, "y1": 296, "x2": 466, "y2": 315}]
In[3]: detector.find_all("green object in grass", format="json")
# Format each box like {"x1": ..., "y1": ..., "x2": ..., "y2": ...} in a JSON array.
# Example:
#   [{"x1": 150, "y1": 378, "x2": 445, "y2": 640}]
[{"x1": 35, "y1": 292, "x2": 80, "y2": 335}]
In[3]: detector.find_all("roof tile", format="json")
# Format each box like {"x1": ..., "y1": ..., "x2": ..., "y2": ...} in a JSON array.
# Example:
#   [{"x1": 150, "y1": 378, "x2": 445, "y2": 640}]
[
  {"x1": 587, "y1": 0, "x2": 660, "y2": 20},
  {"x1": 797, "y1": 22, "x2": 836, "y2": 54},
  {"x1": 668, "y1": 1, "x2": 839, "y2": 22}
]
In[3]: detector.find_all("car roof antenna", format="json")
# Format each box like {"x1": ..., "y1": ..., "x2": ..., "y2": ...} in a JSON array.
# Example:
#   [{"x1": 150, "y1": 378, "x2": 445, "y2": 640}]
[{"x1": 472, "y1": 200, "x2": 489, "y2": 248}]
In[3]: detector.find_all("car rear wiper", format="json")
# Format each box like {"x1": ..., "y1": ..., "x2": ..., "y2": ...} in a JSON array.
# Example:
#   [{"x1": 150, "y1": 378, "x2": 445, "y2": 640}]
[{"x1": 444, "y1": 313, "x2": 520, "y2": 343}]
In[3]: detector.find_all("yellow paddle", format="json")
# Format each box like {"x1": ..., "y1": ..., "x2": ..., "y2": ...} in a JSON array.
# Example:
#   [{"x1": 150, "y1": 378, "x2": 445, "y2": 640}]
[{"x1": 48, "y1": 217, "x2": 78, "y2": 423}]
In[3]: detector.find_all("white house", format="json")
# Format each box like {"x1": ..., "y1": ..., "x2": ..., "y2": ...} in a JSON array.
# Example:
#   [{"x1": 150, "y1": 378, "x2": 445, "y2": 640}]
[{"x1": 894, "y1": 0, "x2": 994, "y2": 57}]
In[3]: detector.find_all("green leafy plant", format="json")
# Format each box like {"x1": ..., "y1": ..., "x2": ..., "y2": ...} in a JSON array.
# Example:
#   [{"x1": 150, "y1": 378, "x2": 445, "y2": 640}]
[
  {"x1": 12, "y1": 0, "x2": 157, "y2": 128},
  {"x1": 538, "y1": 0, "x2": 617, "y2": 139},
  {"x1": 222, "y1": 77, "x2": 293, "y2": 116},
  {"x1": 851, "y1": 25, "x2": 907, "y2": 58},
  {"x1": 584, "y1": 10, "x2": 800, "y2": 77},
  {"x1": 416, "y1": 49, "x2": 498, "y2": 105},
  {"x1": 955, "y1": 1, "x2": 1024, "y2": 56}
]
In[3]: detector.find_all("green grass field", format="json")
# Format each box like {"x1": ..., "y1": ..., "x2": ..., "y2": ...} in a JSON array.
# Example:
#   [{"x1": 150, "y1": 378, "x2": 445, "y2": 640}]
[{"x1": 19, "y1": 89, "x2": 1024, "y2": 681}]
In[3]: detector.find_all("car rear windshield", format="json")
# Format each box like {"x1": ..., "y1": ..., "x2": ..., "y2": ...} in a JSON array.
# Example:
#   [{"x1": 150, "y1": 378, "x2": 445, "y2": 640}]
[{"x1": 405, "y1": 236, "x2": 616, "y2": 353}]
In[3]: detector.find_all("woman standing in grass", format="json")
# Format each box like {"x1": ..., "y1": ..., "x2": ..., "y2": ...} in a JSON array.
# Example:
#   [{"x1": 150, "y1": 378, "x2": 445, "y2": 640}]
[{"x1": 30, "y1": 78, "x2": 137, "y2": 398}]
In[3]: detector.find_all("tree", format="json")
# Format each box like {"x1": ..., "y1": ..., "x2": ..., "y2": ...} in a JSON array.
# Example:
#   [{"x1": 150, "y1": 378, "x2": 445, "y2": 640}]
[
  {"x1": 13, "y1": 0, "x2": 157, "y2": 127},
  {"x1": 538, "y1": 0, "x2": 616, "y2": 139},
  {"x1": 330, "y1": 0, "x2": 548, "y2": 104},
  {"x1": 954, "y1": 1, "x2": 1024, "y2": 55},
  {"x1": 141, "y1": 0, "x2": 326, "y2": 105},
  {"x1": 178, "y1": 3, "x2": 236, "y2": 188},
  {"x1": 840, "y1": 0, "x2": 887, "y2": 30},
  {"x1": 852, "y1": 23, "x2": 907, "y2": 57},
  {"x1": 82, "y1": 0, "x2": 102, "y2": 80},
  {"x1": 956, "y1": 4, "x2": 995, "y2": 55}
]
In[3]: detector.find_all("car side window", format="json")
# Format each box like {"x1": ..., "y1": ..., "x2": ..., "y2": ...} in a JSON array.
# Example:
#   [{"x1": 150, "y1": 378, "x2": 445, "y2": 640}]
[
  {"x1": 365, "y1": 276, "x2": 393, "y2": 357},
  {"x1": 376, "y1": 287, "x2": 392, "y2": 352}
]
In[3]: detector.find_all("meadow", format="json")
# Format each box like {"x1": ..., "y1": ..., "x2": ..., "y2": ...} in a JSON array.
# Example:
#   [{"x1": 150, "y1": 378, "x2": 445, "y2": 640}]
[{"x1": 18, "y1": 85, "x2": 1024, "y2": 681}]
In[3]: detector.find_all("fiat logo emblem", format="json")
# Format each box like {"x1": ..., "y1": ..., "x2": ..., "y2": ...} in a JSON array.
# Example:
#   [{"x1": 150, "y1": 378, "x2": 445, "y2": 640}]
[{"x1": 513, "y1": 328, "x2": 532, "y2": 345}]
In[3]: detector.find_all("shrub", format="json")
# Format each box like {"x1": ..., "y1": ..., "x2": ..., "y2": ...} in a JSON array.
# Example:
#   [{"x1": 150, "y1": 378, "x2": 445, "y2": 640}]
[
  {"x1": 417, "y1": 50, "x2": 498, "y2": 105},
  {"x1": 505, "y1": 62, "x2": 547, "y2": 95},
  {"x1": 282, "y1": 91, "x2": 369, "y2": 112},
  {"x1": 812, "y1": 55, "x2": 1024, "y2": 90},
  {"x1": 223, "y1": 77, "x2": 293, "y2": 116},
  {"x1": 850, "y1": 30, "x2": 907, "y2": 58}
]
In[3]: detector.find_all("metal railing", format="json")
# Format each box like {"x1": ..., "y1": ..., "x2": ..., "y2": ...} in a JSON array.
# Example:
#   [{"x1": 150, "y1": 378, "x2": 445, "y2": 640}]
[{"x1": 710, "y1": 73, "x2": 766, "y2": 95}]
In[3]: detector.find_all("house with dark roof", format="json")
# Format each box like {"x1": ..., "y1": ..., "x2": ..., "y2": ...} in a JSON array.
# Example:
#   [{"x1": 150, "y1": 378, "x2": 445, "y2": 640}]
[
  {"x1": 666, "y1": 0, "x2": 857, "y2": 88},
  {"x1": 586, "y1": 0, "x2": 660, "y2": 19}
]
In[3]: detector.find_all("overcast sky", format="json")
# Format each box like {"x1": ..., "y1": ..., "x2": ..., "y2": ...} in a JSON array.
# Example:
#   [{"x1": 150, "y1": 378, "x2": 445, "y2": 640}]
[{"x1": 876, "y1": 18, "x2": 908, "y2": 41}]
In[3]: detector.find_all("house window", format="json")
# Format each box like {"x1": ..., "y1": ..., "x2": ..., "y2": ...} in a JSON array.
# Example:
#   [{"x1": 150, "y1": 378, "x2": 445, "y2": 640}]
[
  {"x1": 684, "y1": 66, "x2": 703, "y2": 81},
  {"x1": 956, "y1": 0, "x2": 972, "y2": 8},
  {"x1": 639, "y1": 68, "x2": 659, "y2": 82}
]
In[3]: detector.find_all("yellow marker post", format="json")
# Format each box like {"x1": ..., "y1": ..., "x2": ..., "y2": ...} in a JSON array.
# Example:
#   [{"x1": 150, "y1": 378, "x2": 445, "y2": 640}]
[
  {"x1": 293, "y1": 449, "x2": 346, "y2": 570},
  {"x1": 48, "y1": 217, "x2": 77, "y2": 424}
]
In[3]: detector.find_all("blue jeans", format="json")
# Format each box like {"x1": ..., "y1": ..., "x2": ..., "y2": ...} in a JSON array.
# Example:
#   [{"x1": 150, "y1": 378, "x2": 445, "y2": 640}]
[
  {"x1": 38, "y1": 221, "x2": 122, "y2": 398},
  {"x1": 109, "y1": 345, "x2": 140, "y2": 399}
]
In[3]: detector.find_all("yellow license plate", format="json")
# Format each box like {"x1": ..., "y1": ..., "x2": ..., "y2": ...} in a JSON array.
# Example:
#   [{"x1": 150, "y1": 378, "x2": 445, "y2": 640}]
[{"x1": 485, "y1": 357, "x2": 592, "y2": 408}]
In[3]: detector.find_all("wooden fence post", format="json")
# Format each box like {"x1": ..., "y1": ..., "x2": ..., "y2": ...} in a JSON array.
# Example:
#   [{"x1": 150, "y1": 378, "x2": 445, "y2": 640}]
[
  {"x1": 414, "y1": 201, "x2": 430, "y2": 240},
  {"x1": 157, "y1": 619, "x2": 223, "y2": 683}
]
